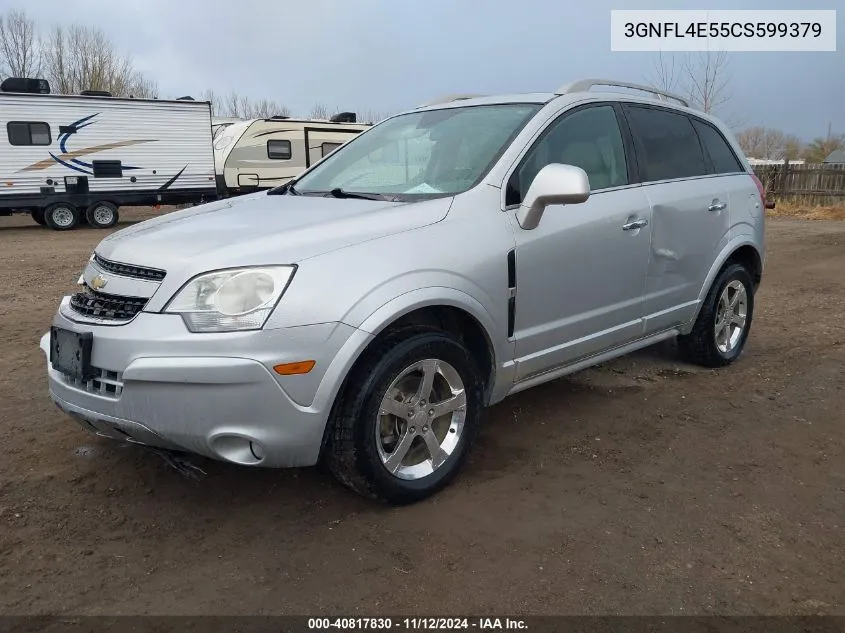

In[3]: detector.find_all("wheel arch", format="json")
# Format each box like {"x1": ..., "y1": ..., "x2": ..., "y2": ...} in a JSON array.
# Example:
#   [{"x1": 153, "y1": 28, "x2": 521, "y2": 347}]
[
  {"x1": 685, "y1": 238, "x2": 763, "y2": 332},
  {"x1": 313, "y1": 290, "x2": 502, "y2": 459},
  {"x1": 356, "y1": 289, "x2": 499, "y2": 397}
]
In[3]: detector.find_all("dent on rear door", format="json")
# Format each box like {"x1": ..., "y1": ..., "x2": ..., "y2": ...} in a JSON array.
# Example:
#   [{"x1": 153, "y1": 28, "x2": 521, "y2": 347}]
[{"x1": 642, "y1": 176, "x2": 730, "y2": 333}]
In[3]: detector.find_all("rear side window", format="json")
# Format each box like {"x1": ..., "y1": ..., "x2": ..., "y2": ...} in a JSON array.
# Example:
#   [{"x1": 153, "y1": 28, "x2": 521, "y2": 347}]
[
  {"x1": 7, "y1": 121, "x2": 51, "y2": 146},
  {"x1": 625, "y1": 106, "x2": 707, "y2": 182},
  {"x1": 691, "y1": 119, "x2": 744, "y2": 174},
  {"x1": 267, "y1": 139, "x2": 292, "y2": 160}
]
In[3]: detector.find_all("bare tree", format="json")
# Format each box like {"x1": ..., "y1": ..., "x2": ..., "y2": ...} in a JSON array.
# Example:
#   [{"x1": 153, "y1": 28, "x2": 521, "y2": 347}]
[
  {"x1": 42, "y1": 24, "x2": 157, "y2": 97},
  {"x1": 250, "y1": 98, "x2": 290, "y2": 118},
  {"x1": 359, "y1": 109, "x2": 390, "y2": 124},
  {"x1": 200, "y1": 88, "x2": 221, "y2": 115},
  {"x1": 646, "y1": 50, "x2": 731, "y2": 115},
  {"x1": 681, "y1": 50, "x2": 730, "y2": 114},
  {"x1": 735, "y1": 126, "x2": 805, "y2": 161},
  {"x1": 735, "y1": 126, "x2": 765, "y2": 158},
  {"x1": 0, "y1": 9, "x2": 41, "y2": 78},
  {"x1": 736, "y1": 126, "x2": 782, "y2": 159},
  {"x1": 129, "y1": 75, "x2": 158, "y2": 99},
  {"x1": 782, "y1": 134, "x2": 804, "y2": 161},
  {"x1": 802, "y1": 124, "x2": 845, "y2": 163},
  {"x1": 218, "y1": 90, "x2": 290, "y2": 118},
  {"x1": 221, "y1": 90, "x2": 241, "y2": 117},
  {"x1": 645, "y1": 50, "x2": 680, "y2": 95},
  {"x1": 309, "y1": 102, "x2": 329, "y2": 119}
]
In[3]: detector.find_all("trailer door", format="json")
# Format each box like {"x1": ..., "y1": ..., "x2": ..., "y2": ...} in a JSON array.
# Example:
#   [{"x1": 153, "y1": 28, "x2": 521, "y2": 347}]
[{"x1": 305, "y1": 128, "x2": 362, "y2": 168}]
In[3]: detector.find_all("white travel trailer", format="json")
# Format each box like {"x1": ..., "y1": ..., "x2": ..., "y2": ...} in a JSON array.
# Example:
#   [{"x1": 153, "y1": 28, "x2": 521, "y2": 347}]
[
  {"x1": 213, "y1": 112, "x2": 370, "y2": 195},
  {"x1": 211, "y1": 116, "x2": 241, "y2": 139},
  {"x1": 0, "y1": 78, "x2": 218, "y2": 230}
]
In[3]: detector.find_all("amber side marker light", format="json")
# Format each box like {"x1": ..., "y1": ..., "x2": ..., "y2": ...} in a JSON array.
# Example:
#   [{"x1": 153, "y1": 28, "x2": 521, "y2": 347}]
[{"x1": 273, "y1": 360, "x2": 316, "y2": 375}]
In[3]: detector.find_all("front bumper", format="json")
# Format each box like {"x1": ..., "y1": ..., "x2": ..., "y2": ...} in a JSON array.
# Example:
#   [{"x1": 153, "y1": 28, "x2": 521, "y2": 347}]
[{"x1": 41, "y1": 297, "x2": 368, "y2": 467}]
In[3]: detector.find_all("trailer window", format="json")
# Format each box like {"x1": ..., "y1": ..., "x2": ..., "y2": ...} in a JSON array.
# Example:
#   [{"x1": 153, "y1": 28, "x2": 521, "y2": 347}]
[
  {"x1": 267, "y1": 139, "x2": 292, "y2": 160},
  {"x1": 7, "y1": 121, "x2": 51, "y2": 146},
  {"x1": 322, "y1": 142, "x2": 342, "y2": 157}
]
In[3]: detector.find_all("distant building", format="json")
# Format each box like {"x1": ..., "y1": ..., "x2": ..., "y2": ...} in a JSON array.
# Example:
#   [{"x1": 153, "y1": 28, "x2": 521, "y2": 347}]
[{"x1": 823, "y1": 150, "x2": 845, "y2": 164}]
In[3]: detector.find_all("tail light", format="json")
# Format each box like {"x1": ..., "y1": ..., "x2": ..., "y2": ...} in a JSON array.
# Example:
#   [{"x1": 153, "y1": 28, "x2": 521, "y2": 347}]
[{"x1": 751, "y1": 174, "x2": 775, "y2": 210}]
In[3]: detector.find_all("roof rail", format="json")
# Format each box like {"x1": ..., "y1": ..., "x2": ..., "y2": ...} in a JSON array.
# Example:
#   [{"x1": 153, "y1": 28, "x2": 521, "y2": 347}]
[
  {"x1": 417, "y1": 93, "x2": 487, "y2": 108},
  {"x1": 556, "y1": 78, "x2": 689, "y2": 108}
]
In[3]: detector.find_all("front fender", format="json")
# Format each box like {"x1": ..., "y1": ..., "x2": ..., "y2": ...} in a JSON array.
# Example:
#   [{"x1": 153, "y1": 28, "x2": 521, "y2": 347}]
[
  {"x1": 356, "y1": 286, "x2": 509, "y2": 401},
  {"x1": 357, "y1": 286, "x2": 499, "y2": 339},
  {"x1": 310, "y1": 286, "x2": 511, "y2": 424}
]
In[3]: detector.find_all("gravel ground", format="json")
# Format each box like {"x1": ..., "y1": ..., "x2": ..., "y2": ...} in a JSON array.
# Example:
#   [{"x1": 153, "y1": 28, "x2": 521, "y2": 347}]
[{"x1": 0, "y1": 209, "x2": 843, "y2": 616}]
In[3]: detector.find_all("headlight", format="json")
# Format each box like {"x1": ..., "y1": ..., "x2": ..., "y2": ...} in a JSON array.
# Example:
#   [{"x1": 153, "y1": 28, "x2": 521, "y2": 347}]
[
  {"x1": 164, "y1": 266, "x2": 296, "y2": 332},
  {"x1": 214, "y1": 135, "x2": 233, "y2": 151}
]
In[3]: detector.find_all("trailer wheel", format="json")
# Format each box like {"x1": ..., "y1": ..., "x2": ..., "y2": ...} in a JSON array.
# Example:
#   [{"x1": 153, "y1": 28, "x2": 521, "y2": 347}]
[
  {"x1": 44, "y1": 203, "x2": 79, "y2": 231},
  {"x1": 31, "y1": 209, "x2": 47, "y2": 226},
  {"x1": 85, "y1": 202, "x2": 119, "y2": 229}
]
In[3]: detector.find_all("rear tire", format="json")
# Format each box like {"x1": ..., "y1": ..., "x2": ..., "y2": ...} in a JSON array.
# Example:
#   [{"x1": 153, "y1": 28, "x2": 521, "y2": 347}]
[
  {"x1": 44, "y1": 203, "x2": 79, "y2": 231},
  {"x1": 31, "y1": 209, "x2": 46, "y2": 226},
  {"x1": 678, "y1": 263, "x2": 754, "y2": 368},
  {"x1": 326, "y1": 326, "x2": 483, "y2": 504},
  {"x1": 85, "y1": 201, "x2": 119, "y2": 229}
]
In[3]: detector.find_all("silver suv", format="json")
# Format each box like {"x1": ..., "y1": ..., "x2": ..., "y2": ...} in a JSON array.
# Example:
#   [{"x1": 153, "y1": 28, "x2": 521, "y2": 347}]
[{"x1": 41, "y1": 79, "x2": 767, "y2": 504}]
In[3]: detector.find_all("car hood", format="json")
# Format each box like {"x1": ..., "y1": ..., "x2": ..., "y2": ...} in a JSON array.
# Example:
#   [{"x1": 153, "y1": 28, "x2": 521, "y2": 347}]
[{"x1": 95, "y1": 192, "x2": 452, "y2": 273}]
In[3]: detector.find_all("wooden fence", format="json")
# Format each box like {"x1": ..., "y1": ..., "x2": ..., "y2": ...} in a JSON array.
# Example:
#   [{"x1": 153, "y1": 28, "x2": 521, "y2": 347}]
[{"x1": 751, "y1": 162, "x2": 845, "y2": 202}]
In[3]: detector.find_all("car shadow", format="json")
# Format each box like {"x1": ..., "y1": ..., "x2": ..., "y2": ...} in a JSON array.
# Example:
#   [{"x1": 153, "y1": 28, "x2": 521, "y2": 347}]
[{"x1": 75, "y1": 337, "x2": 688, "y2": 526}]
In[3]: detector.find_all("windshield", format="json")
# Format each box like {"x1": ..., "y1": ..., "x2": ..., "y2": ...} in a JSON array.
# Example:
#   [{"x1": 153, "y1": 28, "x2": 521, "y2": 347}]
[{"x1": 289, "y1": 103, "x2": 542, "y2": 200}]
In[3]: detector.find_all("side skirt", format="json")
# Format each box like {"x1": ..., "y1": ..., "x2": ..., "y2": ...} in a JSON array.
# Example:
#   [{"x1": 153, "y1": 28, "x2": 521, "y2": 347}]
[{"x1": 506, "y1": 328, "x2": 680, "y2": 397}]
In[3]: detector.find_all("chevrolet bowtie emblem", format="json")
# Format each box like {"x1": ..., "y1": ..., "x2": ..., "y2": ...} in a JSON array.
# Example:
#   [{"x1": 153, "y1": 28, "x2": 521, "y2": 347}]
[{"x1": 90, "y1": 274, "x2": 108, "y2": 290}]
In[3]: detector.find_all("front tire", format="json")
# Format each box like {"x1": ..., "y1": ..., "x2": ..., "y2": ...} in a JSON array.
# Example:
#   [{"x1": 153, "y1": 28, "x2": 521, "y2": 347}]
[
  {"x1": 44, "y1": 203, "x2": 79, "y2": 231},
  {"x1": 85, "y1": 201, "x2": 119, "y2": 229},
  {"x1": 326, "y1": 326, "x2": 484, "y2": 504},
  {"x1": 678, "y1": 263, "x2": 754, "y2": 368}
]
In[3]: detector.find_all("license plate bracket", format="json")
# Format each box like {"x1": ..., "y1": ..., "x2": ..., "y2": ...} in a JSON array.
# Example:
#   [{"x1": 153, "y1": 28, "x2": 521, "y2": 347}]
[{"x1": 50, "y1": 326, "x2": 95, "y2": 381}]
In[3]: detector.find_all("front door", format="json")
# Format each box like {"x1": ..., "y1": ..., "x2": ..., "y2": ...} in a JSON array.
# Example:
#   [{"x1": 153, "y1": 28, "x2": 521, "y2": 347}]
[{"x1": 507, "y1": 104, "x2": 652, "y2": 381}]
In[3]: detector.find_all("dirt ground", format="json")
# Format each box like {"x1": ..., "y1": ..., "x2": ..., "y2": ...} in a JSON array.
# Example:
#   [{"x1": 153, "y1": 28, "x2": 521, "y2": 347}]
[{"x1": 0, "y1": 208, "x2": 843, "y2": 616}]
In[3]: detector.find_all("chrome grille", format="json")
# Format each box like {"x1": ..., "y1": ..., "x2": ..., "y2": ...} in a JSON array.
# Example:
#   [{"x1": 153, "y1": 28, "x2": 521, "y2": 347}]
[
  {"x1": 58, "y1": 367, "x2": 124, "y2": 399},
  {"x1": 93, "y1": 253, "x2": 166, "y2": 282},
  {"x1": 69, "y1": 285, "x2": 148, "y2": 321}
]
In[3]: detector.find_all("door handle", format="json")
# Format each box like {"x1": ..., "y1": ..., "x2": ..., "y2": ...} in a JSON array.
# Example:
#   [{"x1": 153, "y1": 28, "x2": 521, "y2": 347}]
[
  {"x1": 622, "y1": 218, "x2": 648, "y2": 231},
  {"x1": 708, "y1": 201, "x2": 727, "y2": 212}
]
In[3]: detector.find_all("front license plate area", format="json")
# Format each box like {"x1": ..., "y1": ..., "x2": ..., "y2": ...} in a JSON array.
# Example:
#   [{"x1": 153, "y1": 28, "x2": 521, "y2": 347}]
[{"x1": 50, "y1": 326, "x2": 95, "y2": 381}]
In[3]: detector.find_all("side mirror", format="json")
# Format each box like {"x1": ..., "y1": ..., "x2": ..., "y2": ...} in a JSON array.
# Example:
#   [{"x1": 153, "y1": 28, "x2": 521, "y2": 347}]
[{"x1": 516, "y1": 163, "x2": 590, "y2": 230}]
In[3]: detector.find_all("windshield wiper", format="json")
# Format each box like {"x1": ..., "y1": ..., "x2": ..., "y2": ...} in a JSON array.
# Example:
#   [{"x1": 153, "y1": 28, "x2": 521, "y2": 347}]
[
  {"x1": 267, "y1": 182, "x2": 299, "y2": 196},
  {"x1": 325, "y1": 188, "x2": 384, "y2": 200}
]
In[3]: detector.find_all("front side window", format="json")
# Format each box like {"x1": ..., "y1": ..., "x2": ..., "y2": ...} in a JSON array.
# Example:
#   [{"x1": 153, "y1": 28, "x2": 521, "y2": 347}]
[
  {"x1": 691, "y1": 119, "x2": 744, "y2": 174},
  {"x1": 292, "y1": 103, "x2": 542, "y2": 200},
  {"x1": 625, "y1": 105, "x2": 707, "y2": 182},
  {"x1": 267, "y1": 139, "x2": 292, "y2": 160},
  {"x1": 507, "y1": 105, "x2": 628, "y2": 205},
  {"x1": 7, "y1": 121, "x2": 51, "y2": 146}
]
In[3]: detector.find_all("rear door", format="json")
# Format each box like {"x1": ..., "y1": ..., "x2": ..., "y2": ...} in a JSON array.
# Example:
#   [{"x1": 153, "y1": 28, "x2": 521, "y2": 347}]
[{"x1": 622, "y1": 104, "x2": 731, "y2": 334}]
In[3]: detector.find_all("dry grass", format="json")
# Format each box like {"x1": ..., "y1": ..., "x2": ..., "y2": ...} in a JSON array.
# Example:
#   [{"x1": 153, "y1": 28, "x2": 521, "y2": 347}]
[{"x1": 767, "y1": 199, "x2": 845, "y2": 221}]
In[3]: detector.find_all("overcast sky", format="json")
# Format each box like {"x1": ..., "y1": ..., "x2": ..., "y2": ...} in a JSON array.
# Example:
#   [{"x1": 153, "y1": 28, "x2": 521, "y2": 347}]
[{"x1": 6, "y1": 0, "x2": 843, "y2": 140}]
